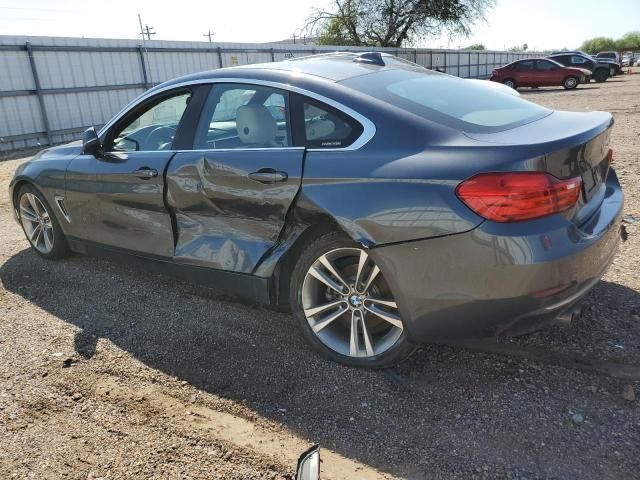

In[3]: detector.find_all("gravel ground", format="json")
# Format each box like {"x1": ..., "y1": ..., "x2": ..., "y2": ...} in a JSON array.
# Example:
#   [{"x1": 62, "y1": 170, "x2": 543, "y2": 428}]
[{"x1": 1, "y1": 73, "x2": 639, "y2": 480}]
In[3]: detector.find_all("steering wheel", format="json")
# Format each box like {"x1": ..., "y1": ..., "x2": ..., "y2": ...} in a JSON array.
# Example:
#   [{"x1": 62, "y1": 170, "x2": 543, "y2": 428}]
[{"x1": 146, "y1": 126, "x2": 176, "y2": 150}]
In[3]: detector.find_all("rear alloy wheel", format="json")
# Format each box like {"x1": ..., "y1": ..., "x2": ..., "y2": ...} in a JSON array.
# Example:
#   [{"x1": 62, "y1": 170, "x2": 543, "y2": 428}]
[
  {"x1": 563, "y1": 76, "x2": 578, "y2": 90},
  {"x1": 290, "y1": 233, "x2": 414, "y2": 367},
  {"x1": 503, "y1": 79, "x2": 517, "y2": 89},
  {"x1": 18, "y1": 185, "x2": 70, "y2": 259}
]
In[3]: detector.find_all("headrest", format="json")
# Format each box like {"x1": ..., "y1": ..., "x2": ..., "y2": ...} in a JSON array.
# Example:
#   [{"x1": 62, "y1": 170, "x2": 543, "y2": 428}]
[
  {"x1": 306, "y1": 119, "x2": 335, "y2": 141},
  {"x1": 236, "y1": 104, "x2": 277, "y2": 145}
]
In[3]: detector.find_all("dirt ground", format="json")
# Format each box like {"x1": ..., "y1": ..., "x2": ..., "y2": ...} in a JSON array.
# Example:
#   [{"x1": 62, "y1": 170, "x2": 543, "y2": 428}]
[{"x1": 1, "y1": 72, "x2": 639, "y2": 480}]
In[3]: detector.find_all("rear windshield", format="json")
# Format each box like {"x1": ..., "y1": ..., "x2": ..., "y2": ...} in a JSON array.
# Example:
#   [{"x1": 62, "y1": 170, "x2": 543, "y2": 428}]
[{"x1": 342, "y1": 69, "x2": 551, "y2": 133}]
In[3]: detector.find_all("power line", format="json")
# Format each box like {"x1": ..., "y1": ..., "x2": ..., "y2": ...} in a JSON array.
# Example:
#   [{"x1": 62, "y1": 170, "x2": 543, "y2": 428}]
[{"x1": 0, "y1": 6, "x2": 89, "y2": 13}]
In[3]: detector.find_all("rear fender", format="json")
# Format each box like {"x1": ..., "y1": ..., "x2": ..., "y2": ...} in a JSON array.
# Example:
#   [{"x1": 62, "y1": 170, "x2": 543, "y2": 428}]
[{"x1": 253, "y1": 191, "x2": 353, "y2": 308}]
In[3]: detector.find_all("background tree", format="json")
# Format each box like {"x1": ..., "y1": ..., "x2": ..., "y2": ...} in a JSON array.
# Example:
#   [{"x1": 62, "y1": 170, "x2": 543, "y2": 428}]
[
  {"x1": 580, "y1": 36, "x2": 617, "y2": 54},
  {"x1": 466, "y1": 43, "x2": 486, "y2": 50},
  {"x1": 307, "y1": 0, "x2": 495, "y2": 47},
  {"x1": 616, "y1": 31, "x2": 640, "y2": 51}
]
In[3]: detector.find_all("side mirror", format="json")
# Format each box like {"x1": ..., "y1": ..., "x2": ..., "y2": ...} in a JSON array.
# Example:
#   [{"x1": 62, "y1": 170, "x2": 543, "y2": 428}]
[
  {"x1": 82, "y1": 127, "x2": 101, "y2": 156},
  {"x1": 295, "y1": 445, "x2": 320, "y2": 480}
]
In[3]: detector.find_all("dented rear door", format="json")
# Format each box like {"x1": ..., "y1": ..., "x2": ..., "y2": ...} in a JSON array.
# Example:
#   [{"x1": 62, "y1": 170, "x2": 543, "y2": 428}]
[{"x1": 166, "y1": 148, "x2": 304, "y2": 273}]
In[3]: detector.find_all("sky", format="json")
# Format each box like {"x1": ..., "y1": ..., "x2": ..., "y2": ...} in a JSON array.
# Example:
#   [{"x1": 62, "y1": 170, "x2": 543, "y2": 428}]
[{"x1": 0, "y1": 0, "x2": 639, "y2": 51}]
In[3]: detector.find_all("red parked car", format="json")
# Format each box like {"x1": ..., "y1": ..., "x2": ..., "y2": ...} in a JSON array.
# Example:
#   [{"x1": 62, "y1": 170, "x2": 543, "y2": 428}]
[{"x1": 490, "y1": 58, "x2": 591, "y2": 90}]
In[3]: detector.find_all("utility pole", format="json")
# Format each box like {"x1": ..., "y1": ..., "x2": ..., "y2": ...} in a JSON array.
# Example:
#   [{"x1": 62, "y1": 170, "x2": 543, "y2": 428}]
[
  {"x1": 137, "y1": 14, "x2": 154, "y2": 86},
  {"x1": 203, "y1": 29, "x2": 214, "y2": 42},
  {"x1": 138, "y1": 14, "x2": 156, "y2": 41},
  {"x1": 292, "y1": 32, "x2": 296, "y2": 45}
]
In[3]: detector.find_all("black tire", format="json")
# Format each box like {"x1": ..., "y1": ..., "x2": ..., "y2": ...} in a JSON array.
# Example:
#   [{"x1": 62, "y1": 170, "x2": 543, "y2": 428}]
[
  {"x1": 17, "y1": 184, "x2": 71, "y2": 260},
  {"x1": 563, "y1": 76, "x2": 579, "y2": 90},
  {"x1": 289, "y1": 231, "x2": 416, "y2": 368},
  {"x1": 502, "y1": 78, "x2": 517, "y2": 89},
  {"x1": 594, "y1": 69, "x2": 608, "y2": 83}
]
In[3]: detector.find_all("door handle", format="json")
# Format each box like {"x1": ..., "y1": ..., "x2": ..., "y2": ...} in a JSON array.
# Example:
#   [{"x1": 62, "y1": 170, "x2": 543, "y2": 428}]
[
  {"x1": 248, "y1": 168, "x2": 288, "y2": 184},
  {"x1": 133, "y1": 167, "x2": 158, "y2": 179}
]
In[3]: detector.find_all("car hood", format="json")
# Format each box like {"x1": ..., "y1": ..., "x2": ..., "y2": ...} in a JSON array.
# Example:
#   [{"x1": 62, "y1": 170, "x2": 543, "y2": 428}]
[{"x1": 32, "y1": 140, "x2": 82, "y2": 161}]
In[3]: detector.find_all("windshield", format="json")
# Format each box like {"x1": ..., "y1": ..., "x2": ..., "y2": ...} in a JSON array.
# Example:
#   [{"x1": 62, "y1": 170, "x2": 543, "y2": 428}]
[{"x1": 342, "y1": 69, "x2": 552, "y2": 133}]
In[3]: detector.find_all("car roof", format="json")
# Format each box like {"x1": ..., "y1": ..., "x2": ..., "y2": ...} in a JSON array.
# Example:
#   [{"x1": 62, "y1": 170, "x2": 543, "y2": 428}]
[
  {"x1": 550, "y1": 51, "x2": 590, "y2": 56},
  {"x1": 507, "y1": 58, "x2": 564, "y2": 66},
  {"x1": 156, "y1": 52, "x2": 436, "y2": 90},
  {"x1": 511, "y1": 57, "x2": 556, "y2": 61}
]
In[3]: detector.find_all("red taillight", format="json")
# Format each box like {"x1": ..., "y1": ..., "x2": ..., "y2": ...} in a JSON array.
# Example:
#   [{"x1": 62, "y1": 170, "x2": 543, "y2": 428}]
[
  {"x1": 456, "y1": 172, "x2": 582, "y2": 222},
  {"x1": 607, "y1": 147, "x2": 614, "y2": 163}
]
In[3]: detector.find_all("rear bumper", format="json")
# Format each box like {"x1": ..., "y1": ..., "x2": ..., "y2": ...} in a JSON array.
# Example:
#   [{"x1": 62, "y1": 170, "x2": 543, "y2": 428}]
[{"x1": 370, "y1": 170, "x2": 624, "y2": 342}]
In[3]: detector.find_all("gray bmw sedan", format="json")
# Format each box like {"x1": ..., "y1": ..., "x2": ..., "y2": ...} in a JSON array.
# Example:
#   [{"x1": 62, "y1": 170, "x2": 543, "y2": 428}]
[{"x1": 9, "y1": 52, "x2": 624, "y2": 367}]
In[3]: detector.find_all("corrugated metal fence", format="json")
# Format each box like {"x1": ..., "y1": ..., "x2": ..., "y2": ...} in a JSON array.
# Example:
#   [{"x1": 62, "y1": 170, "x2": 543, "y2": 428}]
[{"x1": 0, "y1": 35, "x2": 538, "y2": 151}]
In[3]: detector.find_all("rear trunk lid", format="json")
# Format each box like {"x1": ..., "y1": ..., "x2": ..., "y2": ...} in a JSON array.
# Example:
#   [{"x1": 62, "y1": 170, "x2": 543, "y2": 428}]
[{"x1": 464, "y1": 110, "x2": 614, "y2": 225}]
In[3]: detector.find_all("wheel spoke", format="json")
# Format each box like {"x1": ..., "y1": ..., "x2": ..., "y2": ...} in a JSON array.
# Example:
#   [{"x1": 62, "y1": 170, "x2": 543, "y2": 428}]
[
  {"x1": 354, "y1": 250, "x2": 368, "y2": 292},
  {"x1": 27, "y1": 194, "x2": 41, "y2": 216},
  {"x1": 43, "y1": 227, "x2": 53, "y2": 251},
  {"x1": 19, "y1": 206, "x2": 38, "y2": 223},
  {"x1": 349, "y1": 310, "x2": 360, "y2": 357},
  {"x1": 308, "y1": 266, "x2": 345, "y2": 295},
  {"x1": 318, "y1": 254, "x2": 350, "y2": 290},
  {"x1": 365, "y1": 297, "x2": 397, "y2": 309},
  {"x1": 360, "y1": 264, "x2": 380, "y2": 294},
  {"x1": 360, "y1": 314, "x2": 375, "y2": 357},
  {"x1": 304, "y1": 299, "x2": 345, "y2": 318},
  {"x1": 30, "y1": 224, "x2": 42, "y2": 246},
  {"x1": 349, "y1": 310, "x2": 374, "y2": 357},
  {"x1": 312, "y1": 305, "x2": 349, "y2": 333},
  {"x1": 364, "y1": 303, "x2": 403, "y2": 330}
]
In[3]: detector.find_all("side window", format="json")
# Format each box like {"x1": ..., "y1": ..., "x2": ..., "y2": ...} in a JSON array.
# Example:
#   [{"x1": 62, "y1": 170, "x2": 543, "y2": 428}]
[
  {"x1": 194, "y1": 84, "x2": 290, "y2": 150},
  {"x1": 515, "y1": 60, "x2": 534, "y2": 71},
  {"x1": 535, "y1": 60, "x2": 556, "y2": 70},
  {"x1": 571, "y1": 56, "x2": 587, "y2": 65},
  {"x1": 110, "y1": 91, "x2": 191, "y2": 152},
  {"x1": 301, "y1": 99, "x2": 363, "y2": 148}
]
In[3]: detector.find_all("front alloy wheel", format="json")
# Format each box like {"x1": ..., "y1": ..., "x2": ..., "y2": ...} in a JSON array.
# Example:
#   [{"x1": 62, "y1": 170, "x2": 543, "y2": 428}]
[
  {"x1": 563, "y1": 76, "x2": 578, "y2": 90},
  {"x1": 17, "y1": 185, "x2": 70, "y2": 259},
  {"x1": 19, "y1": 192, "x2": 55, "y2": 254},
  {"x1": 302, "y1": 247, "x2": 404, "y2": 359}
]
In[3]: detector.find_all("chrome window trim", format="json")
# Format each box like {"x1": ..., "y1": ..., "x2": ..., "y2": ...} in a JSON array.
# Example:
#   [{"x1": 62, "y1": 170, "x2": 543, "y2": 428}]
[
  {"x1": 98, "y1": 78, "x2": 376, "y2": 151},
  {"x1": 175, "y1": 146, "x2": 305, "y2": 153},
  {"x1": 103, "y1": 147, "x2": 305, "y2": 155}
]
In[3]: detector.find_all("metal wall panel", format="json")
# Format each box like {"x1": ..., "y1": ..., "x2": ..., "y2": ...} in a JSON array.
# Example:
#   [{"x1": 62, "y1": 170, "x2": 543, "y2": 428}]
[
  {"x1": 0, "y1": 95, "x2": 43, "y2": 136},
  {"x1": 0, "y1": 50, "x2": 35, "y2": 91}
]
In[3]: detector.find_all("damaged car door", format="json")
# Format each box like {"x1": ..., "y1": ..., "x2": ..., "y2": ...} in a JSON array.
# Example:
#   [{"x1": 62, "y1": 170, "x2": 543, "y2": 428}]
[
  {"x1": 166, "y1": 83, "x2": 304, "y2": 273},
  {"x1": 65, "y1": 88, "x2": 202, "y2": 257}
]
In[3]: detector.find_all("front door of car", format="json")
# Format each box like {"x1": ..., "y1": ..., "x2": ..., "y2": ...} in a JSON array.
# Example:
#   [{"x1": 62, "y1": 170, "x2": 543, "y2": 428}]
[
  {"x1": 533, "y1": 60, "x2": 561, "y2": 86},
  {"x1": 514, "y1": 60, "x2": 534, "y2": 86},
  {"x1": 570, "y1": 55, "x2": 591, "y2": 70},
  {"x1": 166, "y1": 83, "x2": 304, "y2": 273},
  {"x1": 65, "y1": 87, "x2": 204, "y2": 257}
]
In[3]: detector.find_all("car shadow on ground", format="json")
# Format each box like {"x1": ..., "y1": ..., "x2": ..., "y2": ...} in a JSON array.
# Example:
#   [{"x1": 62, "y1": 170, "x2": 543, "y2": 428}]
[
  {"x1": 2, "y1": 248, "x2": 639, "y2": 479},
  {"x1": 520, "y1": 86, "x2": 600, "y2": 94}
]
